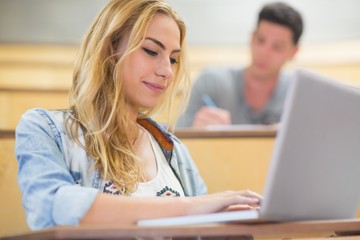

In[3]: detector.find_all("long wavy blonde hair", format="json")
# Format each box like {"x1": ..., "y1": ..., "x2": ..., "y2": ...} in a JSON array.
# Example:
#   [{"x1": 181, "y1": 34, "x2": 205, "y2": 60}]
[{"x1": 67, "y1": 0, "x2": 190, "y2": 194}]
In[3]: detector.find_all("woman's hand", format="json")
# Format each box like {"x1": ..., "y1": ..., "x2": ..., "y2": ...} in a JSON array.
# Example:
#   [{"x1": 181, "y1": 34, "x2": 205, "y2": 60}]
[
  {"x1": 81, "y1": 190, "x2": 262, "y2": 225},
  {"x1": 185, "y1": 190, "x2": 262, "y2": 215}
]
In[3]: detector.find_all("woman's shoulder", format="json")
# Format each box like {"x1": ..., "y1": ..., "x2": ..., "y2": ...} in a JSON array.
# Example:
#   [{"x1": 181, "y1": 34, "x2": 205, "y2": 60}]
[
  {"x1": 22, "y1": 107, "x2": 69, "y2": 122},
  {"x1": 18, "y1": 108, "x2": 72, "y2": 135}
]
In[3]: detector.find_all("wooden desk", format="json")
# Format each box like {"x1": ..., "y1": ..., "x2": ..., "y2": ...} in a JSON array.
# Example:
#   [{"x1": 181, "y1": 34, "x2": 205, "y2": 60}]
[
  {"x1": 175, "y1": 126, "x2": 277, "y2": 139},
  {"x1": 3, "y1": 128, "x2": 359, "y2": 238},
  {"x1": 1, "y1": 219, "x2": 360, "y2": 240},
  {"x1": 0, "y1": 130, "x2": 30, "y2": 236},
  {"x1": 175, "y1": 127, "x2": 276, "y2": 194}
]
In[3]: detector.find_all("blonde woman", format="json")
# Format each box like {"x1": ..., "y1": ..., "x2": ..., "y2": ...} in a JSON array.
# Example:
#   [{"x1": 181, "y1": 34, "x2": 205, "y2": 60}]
[{"x1": 16, "y1": 0, "x2": 261, "y2": 230}]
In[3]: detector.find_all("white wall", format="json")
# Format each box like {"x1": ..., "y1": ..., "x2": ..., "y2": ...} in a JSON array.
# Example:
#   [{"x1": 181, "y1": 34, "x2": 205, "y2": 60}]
[
  {"x1": 0, "y1": 0, "x2": 108, "y2": 44},
  {"x1": 0, "y1": 0, "x2": 359, "y2": 45},
  {"x1": 166, "y1": 0, "x2": 360, "y2": 45}
]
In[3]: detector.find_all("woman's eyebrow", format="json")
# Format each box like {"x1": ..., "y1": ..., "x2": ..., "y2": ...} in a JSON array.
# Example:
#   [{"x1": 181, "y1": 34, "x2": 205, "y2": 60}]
[{"x1": 145, "y1": 37, "x2": 181, "y2": 53}]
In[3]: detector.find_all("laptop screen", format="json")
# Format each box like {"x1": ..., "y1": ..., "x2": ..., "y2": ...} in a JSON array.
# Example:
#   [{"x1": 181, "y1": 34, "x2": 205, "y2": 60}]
[{"x1": 261, "y1": 69, "x2": 360, "y2": 221}]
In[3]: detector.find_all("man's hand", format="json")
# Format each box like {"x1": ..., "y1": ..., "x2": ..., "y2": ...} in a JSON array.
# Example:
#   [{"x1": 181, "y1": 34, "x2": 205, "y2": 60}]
[{"x1": 192, "y1": 106, "x2": 232, "y2": 128}]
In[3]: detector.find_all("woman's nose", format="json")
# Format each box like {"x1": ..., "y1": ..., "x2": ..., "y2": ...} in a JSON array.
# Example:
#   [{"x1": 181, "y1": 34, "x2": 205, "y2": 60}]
[{"x1": 156, "y1": 58, "x2": 174, "y2": 80}]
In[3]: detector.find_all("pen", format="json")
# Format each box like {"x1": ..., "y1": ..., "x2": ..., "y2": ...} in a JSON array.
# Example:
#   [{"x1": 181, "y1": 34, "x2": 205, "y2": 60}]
[{"x1": 202, "y1": 95, "x2": 217, "y2": 108}]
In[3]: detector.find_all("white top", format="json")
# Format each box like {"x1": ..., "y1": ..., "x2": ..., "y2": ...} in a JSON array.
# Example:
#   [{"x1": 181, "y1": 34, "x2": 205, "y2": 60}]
[
  {"x1": 101, "y1": 128, "x2": 185, "y2": 197},
  {"x1": 131, "y1": 130, "x2": 185, "y2": 197}
]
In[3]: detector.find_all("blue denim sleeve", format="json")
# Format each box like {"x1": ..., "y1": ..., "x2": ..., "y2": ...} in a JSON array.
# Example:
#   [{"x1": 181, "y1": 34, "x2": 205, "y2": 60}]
[
  {"x1": 15, "y1": 109, "x2": 98, "y2": 230},
  {"x1": 171, "y1": 137, "x2": 207, "y2": 196}
]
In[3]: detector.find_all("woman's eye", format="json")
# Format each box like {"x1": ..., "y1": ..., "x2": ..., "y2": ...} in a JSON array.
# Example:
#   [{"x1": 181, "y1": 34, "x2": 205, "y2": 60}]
[
  {"x1": 143, "y1": 48, "x2": 157, "y2": 56},
  {"x1": 170, "y1": 58, "x2": 178, "y2": 64},
  {"x1": 143, "y1": 47, "x2": 178, "y2": 64}
]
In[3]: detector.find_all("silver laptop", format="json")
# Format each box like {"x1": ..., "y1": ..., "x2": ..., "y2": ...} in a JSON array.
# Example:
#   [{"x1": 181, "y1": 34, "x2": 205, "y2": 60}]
[{"x1": 138, "y1": 69, "x2": 360, "y2": 227}]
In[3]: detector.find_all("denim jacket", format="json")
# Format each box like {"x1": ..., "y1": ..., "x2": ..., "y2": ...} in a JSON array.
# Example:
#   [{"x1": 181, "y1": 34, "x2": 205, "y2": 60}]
[{"x1": 15, "y1": 108, "x2": 207, "y2": 230}]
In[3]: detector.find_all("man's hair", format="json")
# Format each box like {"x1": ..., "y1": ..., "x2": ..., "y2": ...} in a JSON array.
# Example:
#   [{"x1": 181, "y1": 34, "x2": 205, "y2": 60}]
[{"x1": 258, "y1": 2, "x2": 303, "y2": 45}]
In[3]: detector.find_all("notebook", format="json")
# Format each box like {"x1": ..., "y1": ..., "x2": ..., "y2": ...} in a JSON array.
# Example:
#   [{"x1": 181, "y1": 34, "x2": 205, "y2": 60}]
[{"x1": 137, "y1": 69, "x2": 360, "y2": 227}]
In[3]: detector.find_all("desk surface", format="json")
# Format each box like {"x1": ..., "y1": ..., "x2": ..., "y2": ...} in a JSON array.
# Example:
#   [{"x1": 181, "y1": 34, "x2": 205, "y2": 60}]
[
  {"x1": 2, "y1": 219, "x2": 360, "y2": 240},
  {"x1": 175, "y1": 125, "x2": 277, "y2": 139}
]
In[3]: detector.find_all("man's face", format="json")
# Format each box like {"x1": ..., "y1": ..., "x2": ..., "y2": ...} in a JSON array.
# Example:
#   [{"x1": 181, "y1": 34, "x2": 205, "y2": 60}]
[{"x1": 250, "y1": 20, "x2": 298, "y2": 77}]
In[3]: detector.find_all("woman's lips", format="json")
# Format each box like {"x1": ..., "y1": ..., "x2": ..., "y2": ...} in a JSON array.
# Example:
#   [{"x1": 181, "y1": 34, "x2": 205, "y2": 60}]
[{"x1": 143, "y1": 81, "x2": 165, "y2": 93}]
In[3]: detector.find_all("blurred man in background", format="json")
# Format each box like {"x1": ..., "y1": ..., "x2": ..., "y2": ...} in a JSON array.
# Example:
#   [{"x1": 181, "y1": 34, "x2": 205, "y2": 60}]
[{"x1": 176, "y1": 2, "x2": 303, "y2": 128}]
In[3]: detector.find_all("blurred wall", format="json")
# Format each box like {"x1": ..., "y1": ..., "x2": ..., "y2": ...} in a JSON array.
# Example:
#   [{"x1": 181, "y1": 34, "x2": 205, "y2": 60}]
[
  {"x1": 0, "y1": 0, "x2": 108, "y2": 44},
  {"x1": 0, "y1": 0, "x2": 359, "y2": 45},
  {"x1": 167, "y1": 0, "x2": 360, "y2": 45}
]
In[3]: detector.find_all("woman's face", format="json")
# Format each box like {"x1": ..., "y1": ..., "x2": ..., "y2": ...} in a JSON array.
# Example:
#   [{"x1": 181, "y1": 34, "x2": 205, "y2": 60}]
[{"x1": 120, "y1": 13, "x2": 181, "y2": 115}]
